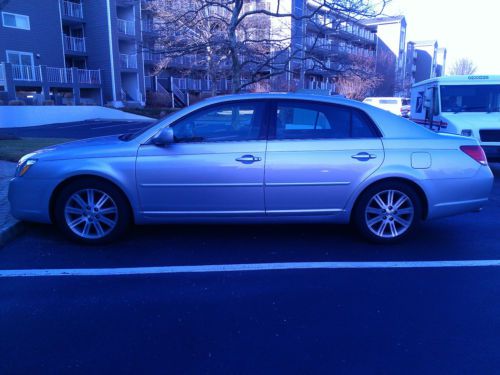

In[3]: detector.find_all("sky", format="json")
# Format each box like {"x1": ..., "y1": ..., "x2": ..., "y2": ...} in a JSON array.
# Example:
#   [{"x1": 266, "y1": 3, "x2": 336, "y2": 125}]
[{"x1": 383, "y1": 0, "x2": 499, "y2": 74}]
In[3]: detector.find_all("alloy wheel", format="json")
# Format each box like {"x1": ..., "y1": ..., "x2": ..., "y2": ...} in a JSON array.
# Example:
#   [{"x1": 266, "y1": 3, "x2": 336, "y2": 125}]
[
  {"x1": 365, "y1": 189, "x2": 415, "y2": 239},
  {"x1": 64, "y1": 189, "x2": 119, "y2": 239}
]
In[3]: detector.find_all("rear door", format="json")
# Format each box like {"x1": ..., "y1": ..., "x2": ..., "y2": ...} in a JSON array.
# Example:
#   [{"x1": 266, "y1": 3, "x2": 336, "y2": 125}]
[{"x1": 264, "y1": 100, "x2": 384, "y2": 216}]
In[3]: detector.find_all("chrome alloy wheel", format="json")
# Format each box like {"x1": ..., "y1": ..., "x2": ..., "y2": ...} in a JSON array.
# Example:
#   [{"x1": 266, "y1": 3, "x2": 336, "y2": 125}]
[
  {"x1": 64, "y1": 189, "x2": 118, "y2": 239},
  {"x1": 365, "y1": 189, "x2": 414, "y2": 239}
]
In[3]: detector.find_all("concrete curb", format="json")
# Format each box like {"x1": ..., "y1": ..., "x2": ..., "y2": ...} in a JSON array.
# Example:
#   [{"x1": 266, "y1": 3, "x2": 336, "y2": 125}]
[{"x1": 0, "y1": 220, "x2": 25, "y2": 248}]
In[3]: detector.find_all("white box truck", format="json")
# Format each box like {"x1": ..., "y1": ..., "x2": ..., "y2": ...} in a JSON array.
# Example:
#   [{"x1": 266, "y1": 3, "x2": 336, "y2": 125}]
[{"x1": 410, "y1": 75, "x2": 500, "y2": 161}]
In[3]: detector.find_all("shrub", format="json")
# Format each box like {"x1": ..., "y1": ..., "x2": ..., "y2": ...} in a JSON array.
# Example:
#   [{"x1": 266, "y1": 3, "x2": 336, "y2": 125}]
[{"x1": 8, "y1": 100, "x2": 25, "y2": 106}]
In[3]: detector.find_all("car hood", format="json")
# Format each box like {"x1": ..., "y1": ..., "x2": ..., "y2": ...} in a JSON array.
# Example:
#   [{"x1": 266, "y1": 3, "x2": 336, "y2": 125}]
[
  {"x1": 440, "y1": 112, "x2": 500, "y2": 129},
  {"x1": 25, "y1": 135, "x2": 139, "y2": 162}
]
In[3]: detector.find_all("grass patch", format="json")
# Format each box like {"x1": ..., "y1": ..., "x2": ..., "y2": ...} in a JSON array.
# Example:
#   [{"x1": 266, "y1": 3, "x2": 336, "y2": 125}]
[{"x1": 0, "y1": 138, "x2": 75, "y2": 162}]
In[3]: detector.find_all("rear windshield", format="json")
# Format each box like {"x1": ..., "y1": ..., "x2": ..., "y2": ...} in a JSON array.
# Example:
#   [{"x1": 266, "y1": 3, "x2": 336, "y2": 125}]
[
  {"x1": 402, "y1": 99, "x2": 410, "y2": 106},
  {"x1": 379, "y1": 99, "x2": 398, "y2": 105}
]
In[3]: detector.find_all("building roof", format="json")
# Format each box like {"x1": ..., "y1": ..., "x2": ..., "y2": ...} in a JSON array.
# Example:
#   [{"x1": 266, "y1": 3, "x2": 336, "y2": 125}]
[
  {"x1": 412, "y1": 40, "x2": 438, "y2": 47},
  {"x1": 359, "y1": 16, "x2": 406, "y2": 26}
]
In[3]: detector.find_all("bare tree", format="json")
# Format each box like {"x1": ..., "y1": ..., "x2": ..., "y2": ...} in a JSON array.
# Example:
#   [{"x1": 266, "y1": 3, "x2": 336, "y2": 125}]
[
  {"x1": 145, "y1": 0, "x2": 389, "y2": 94},
  {"x1": 449, "y1": 58, "x2": 478, "y2": 76},
  {"x1": 336, "y1": 55, "x2": 380, "y2": 100}
]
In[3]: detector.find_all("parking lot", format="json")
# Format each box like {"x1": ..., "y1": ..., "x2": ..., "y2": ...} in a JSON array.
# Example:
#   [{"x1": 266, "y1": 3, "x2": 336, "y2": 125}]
[{"x1": 1, "y1": 164, "x2": 500, "y2": 373}]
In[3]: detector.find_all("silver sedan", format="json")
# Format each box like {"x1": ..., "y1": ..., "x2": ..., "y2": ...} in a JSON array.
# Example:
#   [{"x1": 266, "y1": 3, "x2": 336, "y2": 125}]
[{"x1": 8, "y1": 93, "x2": 494, "y2": 244}]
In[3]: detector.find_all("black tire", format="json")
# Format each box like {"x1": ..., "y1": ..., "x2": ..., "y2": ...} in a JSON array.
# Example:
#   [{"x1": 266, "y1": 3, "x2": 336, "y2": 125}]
[
  {"x1": 54, "y1": 178, "x2": 132, "y2": 245},
  {"x1": 353, "y1": 181, "x2": 423, "y2": 244}
]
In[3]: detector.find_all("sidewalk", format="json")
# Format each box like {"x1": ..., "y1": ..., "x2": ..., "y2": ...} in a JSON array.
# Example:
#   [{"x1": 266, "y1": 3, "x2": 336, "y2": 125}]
[{"x1": 0, "y1": 161, "x2": 24, "y2": 247}]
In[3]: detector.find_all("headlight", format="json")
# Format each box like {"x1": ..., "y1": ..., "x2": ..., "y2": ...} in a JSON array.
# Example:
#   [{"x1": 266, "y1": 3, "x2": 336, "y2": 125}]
[
  {"x1": 461, "y1": 129, "x2": 473, "y2": 137},
  {"x1": 16, "y1": 159, "x2": 37, "y2": 177}
]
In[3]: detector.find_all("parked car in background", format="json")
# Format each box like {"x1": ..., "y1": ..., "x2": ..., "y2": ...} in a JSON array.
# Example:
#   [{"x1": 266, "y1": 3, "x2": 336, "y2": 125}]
[
  {"x1": 363, "y1": 97, "x2": 411, "y2": 117},
  {"x1": 9, "y1": 94, "x2": 493, "y2": 245},
  {"x1": 410, "y1": 75, "x2": 500, "y2": 161}
]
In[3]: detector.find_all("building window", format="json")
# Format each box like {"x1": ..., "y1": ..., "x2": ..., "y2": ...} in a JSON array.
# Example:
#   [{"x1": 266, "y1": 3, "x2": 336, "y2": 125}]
[
  {"x1": 2, "y1": 12, "x2": 30, "y2": 30},
  {"x1": 6, "y1": 50, "x2": 34, "y2": 66}
]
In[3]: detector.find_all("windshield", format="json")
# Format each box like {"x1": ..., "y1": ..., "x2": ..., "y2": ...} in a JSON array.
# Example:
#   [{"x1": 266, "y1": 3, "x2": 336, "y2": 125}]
[{"x1": 440, "y1": 84, "x2": 500, "y2": 113}]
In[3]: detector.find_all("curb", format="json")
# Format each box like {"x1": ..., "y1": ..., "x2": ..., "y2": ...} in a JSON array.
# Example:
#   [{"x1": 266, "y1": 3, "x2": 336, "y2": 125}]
[{"x1": 0, "y1": 220, "x2": 25, "y2": 248}]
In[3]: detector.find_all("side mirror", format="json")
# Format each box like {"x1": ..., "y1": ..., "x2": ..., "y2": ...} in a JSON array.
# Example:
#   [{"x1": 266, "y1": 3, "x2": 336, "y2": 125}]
[{"x1": 152, "y1": 127, "x2": 174, "y2": 146}]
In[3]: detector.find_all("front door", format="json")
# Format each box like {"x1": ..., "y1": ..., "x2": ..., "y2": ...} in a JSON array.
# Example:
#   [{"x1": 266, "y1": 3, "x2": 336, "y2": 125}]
[
  {"x1": 265, "y1": 100, "x2": 384, "y2": 215},
  {"x1": 136, "y1": 100, "x2": 268, "y2": 218}
]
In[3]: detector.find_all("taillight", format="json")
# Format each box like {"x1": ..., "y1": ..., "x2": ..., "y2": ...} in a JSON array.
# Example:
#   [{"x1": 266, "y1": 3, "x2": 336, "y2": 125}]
[{"x1": 460, "y1": 145, "x2": 487, "y2": 166}]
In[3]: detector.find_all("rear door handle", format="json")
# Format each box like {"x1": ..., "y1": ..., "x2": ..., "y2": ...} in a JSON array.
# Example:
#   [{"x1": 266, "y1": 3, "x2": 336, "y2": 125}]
[
  {"x1": 351, "y1": 152, "x2": 377, "y2": 161},
  {"x1": 236, "y1": 155, "x2": 262, "y2": 164}
]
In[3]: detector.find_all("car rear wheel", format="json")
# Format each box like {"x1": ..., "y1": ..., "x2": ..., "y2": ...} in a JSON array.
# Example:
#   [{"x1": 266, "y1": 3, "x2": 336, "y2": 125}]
[
  {"x1": 353, "y1": 182, "x2": 422, "y2": 244},
  {"x1": 54, "y1": 178, "x2": 131, "y2": 244}
]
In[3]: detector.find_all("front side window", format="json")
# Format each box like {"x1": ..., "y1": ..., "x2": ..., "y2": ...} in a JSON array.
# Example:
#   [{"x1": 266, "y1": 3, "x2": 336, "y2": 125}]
[
  {"x1": 172, "y1": 102, "x2": 265, "y2": 143},
  {"x1": 274, "y1": 101, "x2": 377, "y2": 140},
  {"x1": 2, "y1": 12, "x2": 30, "y2": 30}
]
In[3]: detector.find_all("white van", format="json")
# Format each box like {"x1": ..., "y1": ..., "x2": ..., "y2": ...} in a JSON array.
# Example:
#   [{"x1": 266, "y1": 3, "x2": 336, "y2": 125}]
[
  {"x1": 410, "y1": 75, "x2": 500, "y2": 161},
  {"x1": 362, "y1": 97, "x2": 410, "y2": 117}
]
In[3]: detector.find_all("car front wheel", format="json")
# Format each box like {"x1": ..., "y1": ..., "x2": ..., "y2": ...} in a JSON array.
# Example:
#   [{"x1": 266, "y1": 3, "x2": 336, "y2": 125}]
[
  {"x1": 353, "y1": 182, "x2": 422, "y2": 244},
  {"x1": 54, "y1": 178, "x2": 131, "y2": 244}
]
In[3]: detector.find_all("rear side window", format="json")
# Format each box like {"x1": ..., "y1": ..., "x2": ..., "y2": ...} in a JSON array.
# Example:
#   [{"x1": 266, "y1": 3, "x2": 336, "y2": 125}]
[
  {"x1": 273, "y1": 101, "x2": 378, "y2": 140},
  {"x1": 379, "y1": 99, "x2": 398, "y2": 105}
]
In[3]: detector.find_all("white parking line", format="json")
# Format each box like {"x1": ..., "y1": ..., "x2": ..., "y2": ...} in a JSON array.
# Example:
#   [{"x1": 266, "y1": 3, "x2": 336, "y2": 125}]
[{"x1": 2, "y1": 260, "x2": 500, "y2": 278}]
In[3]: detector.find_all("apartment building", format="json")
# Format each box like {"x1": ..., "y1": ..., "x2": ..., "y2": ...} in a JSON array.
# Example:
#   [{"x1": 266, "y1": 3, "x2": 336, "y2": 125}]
[
  {"x1": 0, "y1": 0, "x2": 146, "y2": 106},
  {"x1": 360, "y1": 16, "x2": 407, "y2": 96},
  {"x1": 409, "y1": 40, "x2": 447, "y2": 84}
]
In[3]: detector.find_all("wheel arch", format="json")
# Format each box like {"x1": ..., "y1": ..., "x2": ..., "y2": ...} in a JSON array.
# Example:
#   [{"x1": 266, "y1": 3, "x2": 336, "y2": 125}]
[
  {"x1": 349, "y1": 177, "x2": 429, "y2": 222},
  {"x1": 49, "y1": 174, "x2": 135, "y2": 224}
]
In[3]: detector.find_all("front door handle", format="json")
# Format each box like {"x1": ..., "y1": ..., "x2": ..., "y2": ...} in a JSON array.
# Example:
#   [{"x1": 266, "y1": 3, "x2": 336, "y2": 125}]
[
  {"x1": 351, "y1": 152, "x2": 377, "y2": 161},
  {"x1": 236, "y1": 155, "x2": 262, "y2": 164}
]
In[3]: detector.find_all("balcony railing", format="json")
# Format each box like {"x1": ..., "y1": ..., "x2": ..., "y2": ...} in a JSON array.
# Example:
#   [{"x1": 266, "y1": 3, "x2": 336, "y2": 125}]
[
  {"x1": 78, "y1": 69, "x2": 101, "y2": 84},
  {"x1": 62, "y1": 0, "x2": 83, "y2": 19},
  {"x1": 64, "y1": 35, "x2": 86, "y2": 53},
  {"x1": 120, "y1": 54, "x2": 138, "y2": 69},
  {"x1": 46, "y1": 67, "x2": 73, "y2": 83},
  {"x1": 143, "y1": 51, "x2": 155, "y2": 62},
  {"x1": 141, "y1": 19, "x2": 154, "y2": 32},
  {"x1": 117, "y1": 19, "x2": 136, "y2": 36},
  {"x1": 12, "y1": 64, "x2": 42, "y2": 81}
]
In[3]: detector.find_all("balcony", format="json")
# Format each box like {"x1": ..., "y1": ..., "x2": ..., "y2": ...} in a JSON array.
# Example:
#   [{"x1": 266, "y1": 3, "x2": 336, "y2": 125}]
[
  {"x1": 64, "y1": 35, "x2": 86, "y2": 53},
  {"x1": 120, "y1": 54, "x2": 138, "y2": 69},
  {"x1": 117, "y1": 19, "x2": 136, "y2": 36},
  {"x1": 61, "y1": 1, "x2": 83, "y2": 19},
  {"x1": 12, "y1": 64, "x2": 42, "y2": 81},
  {"x1": 1, "y1": 63, "x2": 100, "y2": 85},
  {"x1": 78, "y1": 69, "x2": 101, "y2": 84},
  {"x1": 46, "y1": 67, "x2": 73, "y2": 83}
]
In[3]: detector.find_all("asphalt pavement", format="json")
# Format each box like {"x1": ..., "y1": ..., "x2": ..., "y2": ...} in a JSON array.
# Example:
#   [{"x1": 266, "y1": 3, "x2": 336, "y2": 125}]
[{"x1": 1, "y1": 164, "x2": 500, "y2": 373}]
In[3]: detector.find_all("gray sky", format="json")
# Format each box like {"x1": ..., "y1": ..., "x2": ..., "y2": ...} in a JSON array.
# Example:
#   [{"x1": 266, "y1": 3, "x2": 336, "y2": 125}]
[{"x1": 384, "y1": 0, "x2": 499, "y2": 74}]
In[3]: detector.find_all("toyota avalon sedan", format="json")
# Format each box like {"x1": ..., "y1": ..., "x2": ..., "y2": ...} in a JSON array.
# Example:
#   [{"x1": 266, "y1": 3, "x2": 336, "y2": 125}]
[{"x1": 8, "y1": 93, "x2": 494, "y2": 244}]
